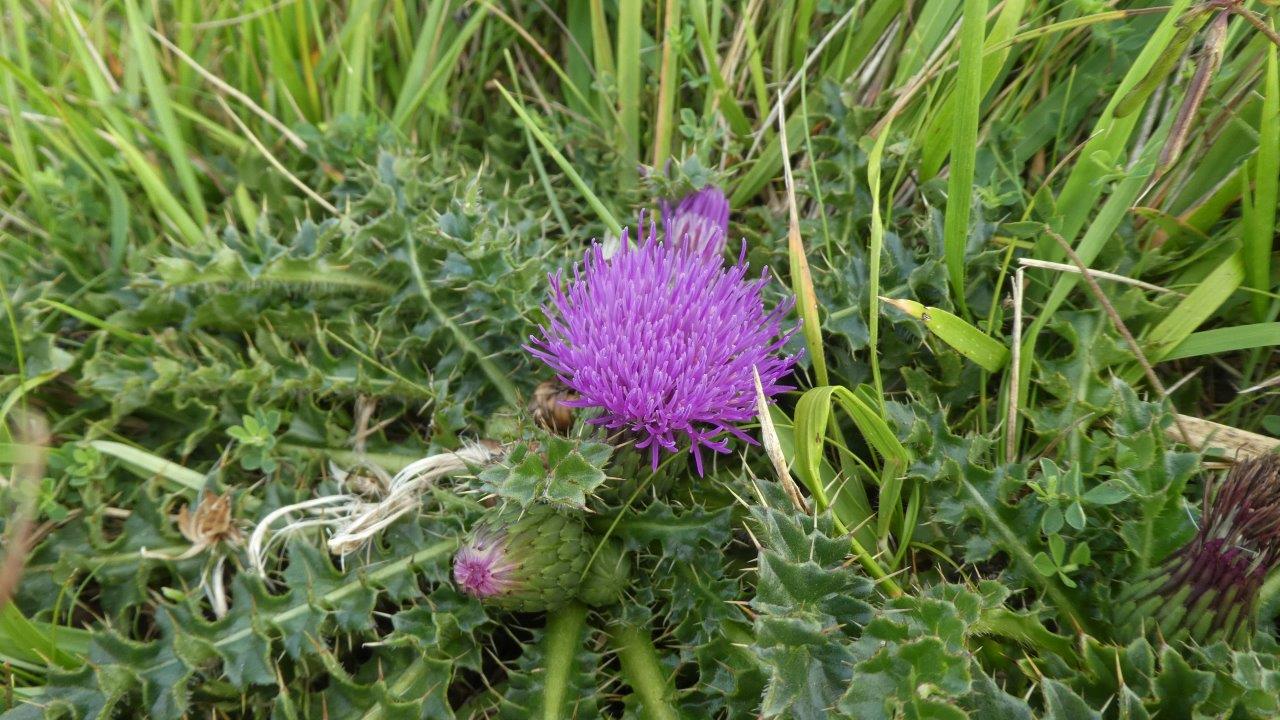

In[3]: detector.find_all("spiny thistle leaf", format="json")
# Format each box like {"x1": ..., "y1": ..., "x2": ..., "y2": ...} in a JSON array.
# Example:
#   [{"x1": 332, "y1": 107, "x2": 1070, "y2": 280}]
[
  {"x1": 500, "y1": 626, "x2": 605, "y2": 719},
  {"x1": 748, "y1": 500, "x2": 874, "y2": 719},
  {"x1": 478, "y1": 438, "x2": 612, "y2": 509},
  {"x1": 611, "y1": 501, "x2": 732, "y2": 560}
]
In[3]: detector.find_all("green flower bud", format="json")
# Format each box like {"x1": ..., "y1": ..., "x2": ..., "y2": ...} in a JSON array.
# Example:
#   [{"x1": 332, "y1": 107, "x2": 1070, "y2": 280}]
[{"x1": 453, "y1": 504, "x2": 589, "y2": 612}]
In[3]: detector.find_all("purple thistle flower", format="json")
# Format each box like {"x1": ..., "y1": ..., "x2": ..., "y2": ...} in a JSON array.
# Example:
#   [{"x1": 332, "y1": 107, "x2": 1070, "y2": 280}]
[
  {"x1": 525, "y1": 196, "x2": 799, "y2": 475},
  {"x1": 1116, "y1": 455, "x2": 1280, "y2": 646},
  {"x1": 662, "y1": 185, "x2": 731, "y2": 258}
]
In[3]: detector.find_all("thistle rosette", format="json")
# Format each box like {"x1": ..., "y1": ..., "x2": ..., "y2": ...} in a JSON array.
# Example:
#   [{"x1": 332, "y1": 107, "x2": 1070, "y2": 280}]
[
  {"x1": 1115, "y1": 455, "x2": 1280, "y2": 646},
  {"x1": 453, "y1": 504, "x2": 590, "y2": 612},
  {"x1": 526, "y1": 188, "x2": 799, "y2": 474}
]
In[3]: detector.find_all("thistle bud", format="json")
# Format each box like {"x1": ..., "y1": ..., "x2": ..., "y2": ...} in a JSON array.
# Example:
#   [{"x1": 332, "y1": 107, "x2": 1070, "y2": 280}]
[
  {"x1": 662, "y1": 185, "x2": 730, "y2": 258},
  {"x1": 1115, "y1": 456, "x2": 1280, "y2": 646},
  {"x1": 453, "y1": 504, "x2": 590, "y2": 612}
]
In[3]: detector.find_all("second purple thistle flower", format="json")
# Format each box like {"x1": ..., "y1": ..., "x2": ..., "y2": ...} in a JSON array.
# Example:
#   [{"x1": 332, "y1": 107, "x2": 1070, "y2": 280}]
[{"x1": 526, "y1": 186, "x2": 800, "y2": 474}]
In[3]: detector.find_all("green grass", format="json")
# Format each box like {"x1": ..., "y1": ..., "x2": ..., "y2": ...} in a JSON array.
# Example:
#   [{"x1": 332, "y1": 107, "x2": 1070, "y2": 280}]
[
  {"x1": 3, "y1": 1, "x2": 1280, "y2": 718},
  {"x1": 940, "y1": 0, "x2": 986, "y2": 316}
]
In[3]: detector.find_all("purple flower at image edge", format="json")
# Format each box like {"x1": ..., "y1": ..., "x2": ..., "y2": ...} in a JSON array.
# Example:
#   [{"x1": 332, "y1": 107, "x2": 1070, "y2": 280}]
[
  {"x1": 526, "y1": 191, "x2": 800, "y2": 475},
  {"x1": 1116, "y1": 454, "x2": 1280, "y2": 646}
]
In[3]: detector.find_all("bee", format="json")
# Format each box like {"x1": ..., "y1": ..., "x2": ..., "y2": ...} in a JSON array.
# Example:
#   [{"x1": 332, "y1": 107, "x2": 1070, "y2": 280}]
[{"x1": 529, "y1": 380, "x2": 577, "y2": 434}]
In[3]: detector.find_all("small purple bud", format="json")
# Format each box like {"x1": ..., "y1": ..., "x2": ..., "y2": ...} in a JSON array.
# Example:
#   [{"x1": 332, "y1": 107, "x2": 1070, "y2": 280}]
[
  {"x1": 662, "y1": 185, "x2": 731, "y2": 258},
  {"x1": 453, "y1": 505, "x2": 590, "y2": 611},
  {"x1": 453, "y1": 527, "x2": 514, "y2": 599}
]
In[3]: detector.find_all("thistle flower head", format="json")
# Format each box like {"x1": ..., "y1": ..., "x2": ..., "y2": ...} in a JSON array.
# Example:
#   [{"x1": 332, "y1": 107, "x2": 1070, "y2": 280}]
[
  {"x1": 1115, "y1": 455, "x2": 1280, "y2": 646},
  {"x1": 662, "y1": 185, "x2": 730, "y2": 258},
  {"x1": 525, "y1": 191, "x2": 799, "y2": 474},
  {"x1": 453, "y1": 504, "x2": 589, "y2": 612},
  {"x1": 453, "y1": 525, "x2": 515, "y2": 598}
]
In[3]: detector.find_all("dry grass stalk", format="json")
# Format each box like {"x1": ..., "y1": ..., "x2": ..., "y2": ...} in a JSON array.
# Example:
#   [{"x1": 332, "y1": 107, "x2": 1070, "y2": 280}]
[
  {"x1": 0, "y1": 414, "x2": 49, "y2": 609},
  {"x1": 752, "y1": 367, "x2": 809, "y2": 514},
  {"x1": 1166, "y1": 414, "x2": 1280, "y2": 460}
]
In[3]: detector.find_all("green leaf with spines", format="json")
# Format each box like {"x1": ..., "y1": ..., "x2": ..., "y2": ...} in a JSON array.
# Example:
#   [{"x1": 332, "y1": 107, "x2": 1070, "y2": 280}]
[
  {"x1": 480, "y1": 438, "x2": 612, "y2": 509},
  {"x1": 611, "y1": 501, "x2": 732, "y2": 561}
]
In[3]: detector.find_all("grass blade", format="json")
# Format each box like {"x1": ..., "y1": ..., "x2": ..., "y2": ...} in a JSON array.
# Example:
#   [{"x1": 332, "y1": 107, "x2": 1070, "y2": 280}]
[
  {"x1": 920, "y1": 0, "x2": 1027, "y2": 179},
  {"x1": 1144, "y1": 251, "x2": 1246, "y2": 363},
  {"x1": 339, "y1": 0, "x2": 380, "y2": 118},
  {"x1": 1040, "y1": 0, "x2": 1193, "y2": 261},
  {"x1": 1112, "y1": 10, "x2": 1205, "y2": 119},
  {"x1": 390, "y1": 0, "x2": 452, "y2": 127},
  {"x1": 688, "y1": 0, "x2": 750, "y2": 135},
  {"x1": 589, "y1": 0, "x2": 616, "y2": 79},
  {"x1": 650, "y1": 0, "x2": 681, "y2": 167},
  {"x1": 777, "y1": 100, "x2": 827, "y2": 386},
  {"x1": 108, "y1": 129, "x2": 206, "y2": 247},
  {"x1": 1246, "y1": 34, "x2": 1279, "y2": 320},
  {"x1": 792, "y1": 384, "x2": 907, "y2": 596},
  {"x1": 881, "y1": 297, "x2": 1010, "y2": 372},
  {"x1": 1161, "y1": 323, "x2": 1280, "y2": 362},
  {"x1": 393, "y1": 3, "x2": 490, "y2": 131},
  {"x1": 123, "y1": 0, "x2": 207, "y2": 229},
  {"x1": 90, "y1": 440, "x2": 206, "y2": 493},
  {"x1": 867, "y1": 122, "x2": 892, "y2": 408},
  {"x1": 792, "y1": 388, "x2": 875, "y2": 552},
  {"x1": 942, "y1": 0, "x2": 986, "y2": 315},
  {"x1": 615, "y1": 0, "x2": 642, "y2": 183},
  {"x1": 493, "y1": 82, "x2": 622, "y2": 237},
  {"x1": 0, "y1": 605, "x2": 88, "y2": 670}
]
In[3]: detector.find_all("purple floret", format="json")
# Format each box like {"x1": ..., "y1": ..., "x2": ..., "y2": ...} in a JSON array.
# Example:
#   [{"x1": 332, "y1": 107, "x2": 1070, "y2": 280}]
[
  {"x1": 662, "y1": 185, "x2": 731, "y2": 258},
  {"x1": 526, "y1": 192, "x2": 799, "y2": 475},
  {"x1": 453, "y1": 526, "x2": 514, "y2": 599}
]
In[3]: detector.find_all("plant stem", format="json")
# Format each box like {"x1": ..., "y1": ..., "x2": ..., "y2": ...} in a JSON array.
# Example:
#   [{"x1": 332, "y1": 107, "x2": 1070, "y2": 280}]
[
  {"x1": 610, "y1": 622, "x2": 679, "y2": 720},
  {"x1": 541, "y1": 601, "x2": 589, "y2": 720}
]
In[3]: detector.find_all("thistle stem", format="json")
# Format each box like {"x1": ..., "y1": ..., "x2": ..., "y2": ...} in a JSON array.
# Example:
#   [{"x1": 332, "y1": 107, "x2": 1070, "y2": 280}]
[
  {"x1": 610, "y1": 622, "x2": 679, "y2": 720},
  {"x1": 541, "y1": 601, "x2": 589, "y2": 720}
]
